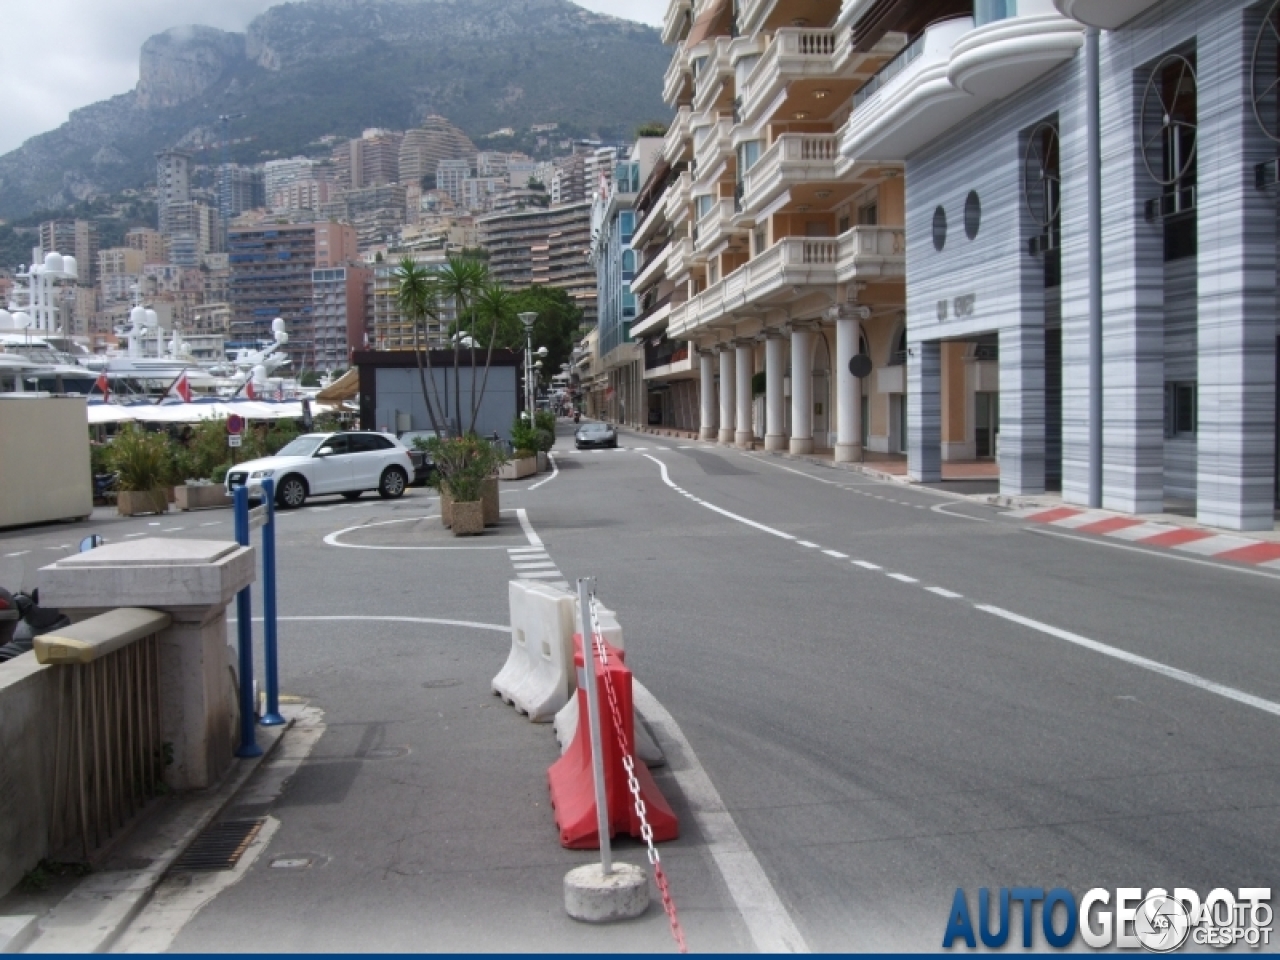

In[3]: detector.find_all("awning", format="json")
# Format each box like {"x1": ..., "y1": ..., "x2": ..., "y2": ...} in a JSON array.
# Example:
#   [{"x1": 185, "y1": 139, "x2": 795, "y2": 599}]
[
  {"x1": 685, "y1": 0, "x2": 730, "y2": 47},
  {"x1": 316, "y1": 367, "x2": 359, "y2": 404},
  {"x1": 87, "y1": 400, "x2": 324, "y2": 426}
]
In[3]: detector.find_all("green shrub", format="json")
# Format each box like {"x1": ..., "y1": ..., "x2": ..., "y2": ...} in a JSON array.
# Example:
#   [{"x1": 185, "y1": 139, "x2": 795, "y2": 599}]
[
  {"x1": 534, "y1": 410, "x2": 556, "y2": 434},
  {"x1": 107, "y1": 426, "x2": 171, "y2": 493},
  {"x1": 426, "y1": 434, "x2": 502, "y2": 502},
  {"x1": 510, "y1": 417, "x2": 539, "y2": 457},
  {"x1": 534, "y1": 428, "x2": 554, "y2": 453}
]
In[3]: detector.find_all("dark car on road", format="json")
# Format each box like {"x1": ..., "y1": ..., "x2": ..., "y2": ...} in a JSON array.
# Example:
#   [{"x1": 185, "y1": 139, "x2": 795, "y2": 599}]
[
  {"x1": 398, "y1": 429, "x2": 443, "y2": 485},
  {"x1": 575, "y1": 422, "x2": 617, "y2": 450}
]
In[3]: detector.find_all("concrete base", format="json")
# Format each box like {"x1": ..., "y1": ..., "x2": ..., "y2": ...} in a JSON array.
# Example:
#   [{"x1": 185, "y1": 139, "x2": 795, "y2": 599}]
[
  {"x1": 764, "y1": 434, "x2": 787, "y2": 452},
  {"x1": 564, "y1": 862, "x2": 649, "y2": 923},
  {"x1": 834, "y1": 443, "x2": 862, "y2": 463},
  {"x1": 0, "y1": 915, "x2": 37, "y2": 953},
  {"x1": 790, "y1": 437, "x2": 814, "y2": 455},
  {"x1": 735, "y1": 431, "x2": 754, "y2": 450},
  {"x1": 718, "y1": 428, "x2": 735, "y2": 444},
  {"x1": 699, "y1": 427, "x2": 717, "y2": 441}
]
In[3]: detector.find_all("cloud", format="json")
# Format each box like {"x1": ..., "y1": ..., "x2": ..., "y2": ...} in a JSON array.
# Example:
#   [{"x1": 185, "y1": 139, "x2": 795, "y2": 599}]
[{"x1": 0, "y1": 0, "x2": 668, "y2": 157}]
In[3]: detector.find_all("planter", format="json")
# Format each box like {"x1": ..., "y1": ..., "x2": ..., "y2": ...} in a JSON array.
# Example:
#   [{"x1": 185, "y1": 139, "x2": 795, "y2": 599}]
[
  {"x1": 536, "y1": 452, "x2": 550, "y2": 472},
  {"x1": 482, "y1": 477, "x2": 499, "y2": 526},
  {"x1": 451, "y1": 500, "x2": 484, "y2": 536},
  {"x1": 498, "y1": 457, "x2": 537, "y2": 481},
  {"x1": 117, "y1": 489, "x2": 169, "y2": 517},
  {"x1": 176, "y1": 485, "x2": 232, "y2": 511},
  {"x1": 439, "y1": 487, "x2": 453, "y2": 528}
]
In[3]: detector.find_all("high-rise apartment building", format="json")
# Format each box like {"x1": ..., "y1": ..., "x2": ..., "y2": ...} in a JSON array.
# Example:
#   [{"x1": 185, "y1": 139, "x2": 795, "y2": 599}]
[
  {"x1": 398, "y1": 116, "x2": 476, "y2": 186},
  {"x1": 436, "y1": 158, "x2": 473, "y2": 208},
  {"x1": 264, "y1": 158, "x2": 319, "y2": 204},
  {"x1": 551, "y1": 154, "x2": 587, "y2": 205},
  {"x1": 163, "y1": 202, "x2": 220, "y2": 267},
  {"x1": 126, "y1": 228, "x2": 166, "y2": 265},
  {"x1": 478, "y1": 201, "x2": 595, "y2": 326},
  {"x1": 312, "y1": 264, "x2": 371, "y2": 371},
  {"x1": 38, "y1": 219, "x2": 99, "y2": 284},
  {"x1": 220, "y1": 165, "x2": 265, "y2": 219},
  {"x1": 156, "y1": 149, "x2": 192, "y2": 234}
]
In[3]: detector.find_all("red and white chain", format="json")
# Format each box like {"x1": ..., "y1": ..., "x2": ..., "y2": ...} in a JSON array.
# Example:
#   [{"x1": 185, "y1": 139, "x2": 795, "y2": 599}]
[{"x1": 589, "y1": 595, "x2": 688, "y2": 953}]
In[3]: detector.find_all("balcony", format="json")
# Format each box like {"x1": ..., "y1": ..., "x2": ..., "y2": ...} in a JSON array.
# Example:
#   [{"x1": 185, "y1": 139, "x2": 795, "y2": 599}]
[
  {"x1": 735, "y1": 0, "x2": 779, "y2": 36},
  {"x1": 631, "y1": 242, "x2": 671, "y2": 294},
  {"x1": 664, "y1": 106, "x2": 692, "y2": 165},
  {"x1": 644, "y1": 337, "x2": 693, "y2": 378},
  {"x1": 835, "y1": 225, "x2": 906, "y2": 283},
  {"x1": 693, "y1": 117, "x2": 734, "y2": 186},
  {"x1": 664, "y1": 47, "x2": 692, "y2": 106},
  {"x1": 694, "y1": 197, "x2": 740, "y2": 253},
  {"x1": 738, "y1": 28, "x2": 844, "y2": 126},
  {"x1": 840, "y1": 3, "x2": 1081, "y2": 164},
  {"x1": 692, "y1": 37, "x2": 734, "y2": 115},
  {"x1": 668, "y1": 235, "x2": 697, "y2": 279},
  {"x1": 632, "y1": 291, "x2": 677, "y2": 340},
  {"x1": 664, "y1": 171, "x2": 693, "y2": 226},
  {"x1": 670, "y1": 237, "x2": 840, "y2": 337},
  {"x1": 662, "y1": 0, "x2": 692, "y2": 44},
  {"x1": 1052, "y1": 0, "x2": 1160, "y2": 29},
  {"x1": 740, "y1": 134, "x2": 839, "y2": 215}
]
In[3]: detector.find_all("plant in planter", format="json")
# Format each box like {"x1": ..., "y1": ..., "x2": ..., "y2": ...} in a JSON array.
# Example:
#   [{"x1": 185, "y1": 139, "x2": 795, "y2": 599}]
[
  {"x1": 426, "y1": 435, "x2": 503, "y2": 535},
  {"x1": 501, "y1": 419, "x2": 540, "y2": 480},
  {"x1": 108, "y1": 425, "x2": 172, "y2": 516}
]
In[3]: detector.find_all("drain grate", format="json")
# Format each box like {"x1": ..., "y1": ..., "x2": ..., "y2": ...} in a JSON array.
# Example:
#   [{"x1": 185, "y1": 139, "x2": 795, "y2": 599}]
[{"x1": 171, "y1": 818, "x2": 265, "y2": 873}]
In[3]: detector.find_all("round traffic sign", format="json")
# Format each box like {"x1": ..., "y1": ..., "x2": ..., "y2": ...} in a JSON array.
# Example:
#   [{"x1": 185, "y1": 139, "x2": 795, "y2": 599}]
[
  {"x1": 848, "y1": 354, "x2": 873, "y2": 378},
  {"x1": 227, "y1": 414, "x2": 245, "y2": 435}
]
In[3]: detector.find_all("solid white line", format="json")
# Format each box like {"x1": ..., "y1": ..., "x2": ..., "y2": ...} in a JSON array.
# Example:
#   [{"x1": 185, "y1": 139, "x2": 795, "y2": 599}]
[
  {"x1": 887, "y1": 573, "x2": 919, "y2": 583},
  {"x1": 515, "y1": 507, "x2": 543, "y2": 547},
  {"x1": 527, "y1": 453, "x2": 560, "y2": 491},
  {"x1": 632, "y1": 680, "x2": 809, "y2": 954},
  {"x1": 796, "y1": 541, "x2": 820, "y2": 549},
  {"x1": 743, "y1": 453, "x2": 842, "y2": 486},
  {"x1": 232, "y1": 614, "x2": 508, "y2": 633},
  {"x1": 822, "y1": 550, "x2": 849, "y2": 559},
  {"x1": 323, "y1": 515, "x2": 508, "y2": 550},
  {"x1": 852, "y1": 561, "x2": 881, "y2": 570},
  {"x1": 512, "y1": 561, "x2": 556, "y2": 570},
  {"x1": 976, "y1": 604, "x2": 1280, "y2": 719},
  {"x1": 1023, "y1": 527, "x2": 1280, "y2": 582},
  {"x1": 507, "y1": 546, "x2": 545, "y2": 554},
  {"x1": 927, "y1": 587, "x2": 964, "y2": 599},
  {"x1": 517, "y1": 570, "x2": 565, "y2": 579},
  {"x1": 643, "y1": 454, "x2": 797, "y2": 541}
]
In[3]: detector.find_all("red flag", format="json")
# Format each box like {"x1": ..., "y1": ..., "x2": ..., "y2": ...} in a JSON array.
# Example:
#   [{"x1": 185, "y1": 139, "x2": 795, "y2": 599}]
[
  {"x1": 244, "y1": 380, "x2": 256, "y2": 400},
  {"x1": 94, "y1": 372, "x2": 109, "y2": 402},
  {"x1": 173, "y1": 372, "x2": 192, "y2": 402}
]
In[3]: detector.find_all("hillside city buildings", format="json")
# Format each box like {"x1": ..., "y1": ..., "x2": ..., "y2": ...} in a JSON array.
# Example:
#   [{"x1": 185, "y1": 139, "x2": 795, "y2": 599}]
[{"x1": 582, "y1": 0, "x2": 1276, "y2": 534}]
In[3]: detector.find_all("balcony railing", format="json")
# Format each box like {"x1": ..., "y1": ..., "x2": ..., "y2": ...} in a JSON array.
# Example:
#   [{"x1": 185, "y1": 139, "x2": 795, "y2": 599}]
[
  {"x1": 835, "y1": 225, "x2": 907, "y2": 282},
  {"x1": 664, "y1": 171, "x2": 693, "y2": 225},
  {"x1": 664, "y1": 107, "x2": 692, "y2": 165},
  {"x1": 693, "y1": 118, "x2": 734, "y2": 183},
  {"x1": 695, "y1": 197, "x2": 738, "y2": 252},
  {"x1": 662, "y1": 0, "x2": 692, "y2": 44},
  {"x1": 741, "y1": 134, "x2": 840, "y2": 213},
  {"x1": 853, "y1": 32, "x2": 925, "y2": 110},
  {"x1": 739, "y1": 28, "x2": 844, "y2": 124}
]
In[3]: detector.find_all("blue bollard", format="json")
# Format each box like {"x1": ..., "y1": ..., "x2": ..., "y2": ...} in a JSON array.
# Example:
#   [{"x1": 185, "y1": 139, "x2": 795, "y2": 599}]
[
  {"x1": 258, "y1": 478, "x2": 284, "y2": 726},
  {"x1": 233, "y1": 486, "x2": 262, "y2": 758}
]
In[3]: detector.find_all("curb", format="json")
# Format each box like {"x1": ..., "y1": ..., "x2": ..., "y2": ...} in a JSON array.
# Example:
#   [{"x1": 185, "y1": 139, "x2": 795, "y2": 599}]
[{"x1": 22, "y1": 717, "x2": 293, "y2": 954}]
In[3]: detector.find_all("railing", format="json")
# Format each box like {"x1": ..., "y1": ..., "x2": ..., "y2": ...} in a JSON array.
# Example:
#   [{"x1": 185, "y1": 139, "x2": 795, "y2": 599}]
[
  {"x1": 853, "y1": 32, "x2": 925, "y2": 110},
  {"x1": 741, "y1": 135, "x2": 840, "y2": 211},
  {"x1": 739, "y1": 28, "x2": 841, "y2": 119},
  {"x1": 34, "y1": 608, "x2": 172, "y2": 860},
  {"x1": 693, "y1": 119, "x2": 733, "y2": 182}
]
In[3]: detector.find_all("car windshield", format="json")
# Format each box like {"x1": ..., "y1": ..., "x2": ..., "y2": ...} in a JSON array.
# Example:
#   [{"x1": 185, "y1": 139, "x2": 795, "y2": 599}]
[
  {"x1": 580, "y1": 424, "x2": 611, "y2": 435},
  {"x1": 275, "y1": 435, "x2": 328, "y2": 458}
]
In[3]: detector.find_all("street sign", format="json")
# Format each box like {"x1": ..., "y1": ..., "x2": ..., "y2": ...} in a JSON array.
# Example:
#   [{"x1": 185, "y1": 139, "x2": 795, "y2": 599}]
[
  {"x1": 848, "y1": 354, "x2": 873, "y2": 378},
  {"x1": 227, "y1": 414, "x2": 245, "y2": 436},
  {"x1": 228, "y1": 435, "x2": 243, "y2": 448}
]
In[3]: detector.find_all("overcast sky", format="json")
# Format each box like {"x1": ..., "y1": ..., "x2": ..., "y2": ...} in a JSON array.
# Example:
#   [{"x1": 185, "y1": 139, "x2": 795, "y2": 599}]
[{"x1": 0, "y1": 0, "x2": 666, "y2": 156}]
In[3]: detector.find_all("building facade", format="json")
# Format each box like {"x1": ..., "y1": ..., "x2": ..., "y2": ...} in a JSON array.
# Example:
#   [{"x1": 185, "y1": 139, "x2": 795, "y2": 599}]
[
  {"x1": 312, "y1": 264, "x2": 371, "y2": 372},
  {"x1": 478, "y1": 202, "x2": 597, "y2": 325}
]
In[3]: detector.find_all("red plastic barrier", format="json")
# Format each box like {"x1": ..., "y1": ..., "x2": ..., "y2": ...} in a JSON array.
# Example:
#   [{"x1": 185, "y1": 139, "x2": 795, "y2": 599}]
[{"x1": 548, "y1": 634, "x2": 679, "y2": 850}]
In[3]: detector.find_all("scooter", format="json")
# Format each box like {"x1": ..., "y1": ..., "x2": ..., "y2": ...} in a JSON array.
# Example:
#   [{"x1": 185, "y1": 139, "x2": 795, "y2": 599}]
[
  {"x1": 0, "y1": 535, "x2": 102, "y2": 662},
  {"x1": 573, "y1": 411, "x2": 581, "y2": 424}
]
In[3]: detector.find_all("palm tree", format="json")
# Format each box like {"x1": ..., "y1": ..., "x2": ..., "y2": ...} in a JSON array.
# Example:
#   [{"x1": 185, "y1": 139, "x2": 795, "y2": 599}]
[
  {"x1": 394, "y1": 256, "x2": 446, "y2": 435},
  {"x1": 434, "y1": 255, "x2": 489, "y2": 434},
  {"x1": 470, "y1": 280, "x2": 515, "y2": 434}
]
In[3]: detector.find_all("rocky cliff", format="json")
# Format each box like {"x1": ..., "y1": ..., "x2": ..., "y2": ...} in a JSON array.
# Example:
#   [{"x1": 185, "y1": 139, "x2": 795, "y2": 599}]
[{"x1": 0, "y1": 0, "x2": 670, "y2": 219}]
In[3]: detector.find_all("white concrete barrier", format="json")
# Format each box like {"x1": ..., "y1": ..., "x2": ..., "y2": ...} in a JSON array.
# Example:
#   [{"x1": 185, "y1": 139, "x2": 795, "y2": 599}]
[{"x1": 494, "y1": 580, "x2": 575, "y2": 722}]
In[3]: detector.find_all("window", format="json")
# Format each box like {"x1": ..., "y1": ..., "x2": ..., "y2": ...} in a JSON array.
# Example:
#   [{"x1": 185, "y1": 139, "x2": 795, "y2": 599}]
[
  {"x1": 738, "y1": 141, "x2": 761, "y2": 173},
  {"x1": 857, "y1": 203, "x2": 878, "y2": 226},
  {"x1": 1165, "y1": 382, "x2": 1197, "y2": 436},
  {"x1": 696, "y1": 195, "x2": 715, "y2": 219},
  {"x1": 620, "y1": 211, "x2": 635, "y2": 243},
  {"x1": 964, "y1": 191, "x2": 982, "y2": 240},
  {"x1": 322, "y1": 435, "x2": 350, "y2": 455},
  {"x1": 932, "y1": 206, "x2": 948, "y2": 251},
  {"x1": 754, "y1": 226, "x2": 767, "y2": 255}
]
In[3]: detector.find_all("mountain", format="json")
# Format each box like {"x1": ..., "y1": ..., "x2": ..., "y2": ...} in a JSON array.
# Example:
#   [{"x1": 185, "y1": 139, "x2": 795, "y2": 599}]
[{"x1": 0, "y1": 0, "x2": 671, "y2": 219}]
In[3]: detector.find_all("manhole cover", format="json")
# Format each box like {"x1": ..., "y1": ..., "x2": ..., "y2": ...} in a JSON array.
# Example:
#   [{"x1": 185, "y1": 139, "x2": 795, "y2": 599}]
[
  {"x1": 171, "y1": 818, "x2": 265, "y2": 873},
  {"x1": 423, "y1": 679, "x2": 462, "y2": 689}
]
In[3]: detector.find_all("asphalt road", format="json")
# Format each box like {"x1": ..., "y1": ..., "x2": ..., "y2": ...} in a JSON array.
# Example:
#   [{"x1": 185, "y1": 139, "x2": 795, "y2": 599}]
[{"x1": 4, "y1": 423, "x2": 1277, "y2": 952}]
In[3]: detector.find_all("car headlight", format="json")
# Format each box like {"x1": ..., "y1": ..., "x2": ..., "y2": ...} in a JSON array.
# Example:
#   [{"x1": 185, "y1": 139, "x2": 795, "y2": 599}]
[{"x1": 249, "y1": 469, "x2": 275, "y2": 479}]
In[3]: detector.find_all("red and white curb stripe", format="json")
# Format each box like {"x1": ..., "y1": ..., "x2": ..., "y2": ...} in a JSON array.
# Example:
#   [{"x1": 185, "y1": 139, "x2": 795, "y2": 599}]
[{"x1": 1009, "y1": 507, "x2": 1280, "y2": 569}]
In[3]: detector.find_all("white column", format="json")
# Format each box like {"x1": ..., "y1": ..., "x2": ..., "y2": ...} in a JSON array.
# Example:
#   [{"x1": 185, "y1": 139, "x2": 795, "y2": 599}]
[
  {"x1": 699, "y1": 352, "x2": 717, "y2": 440},
  {"x1": 834, "y1": 312, "x2": 862, "y2": 463},
  {"x1": 735, "y1": 341, "x2": 754, "y2": 448},
  {"x1": 718, "y1": 347, "x2": 736, "y2": 444},
  {"x1": 790, "y1": 326, "x2": 813, "y2": 454},
  {"x1": 764, "y1": 333, "x2": 787, "y2": 451}
]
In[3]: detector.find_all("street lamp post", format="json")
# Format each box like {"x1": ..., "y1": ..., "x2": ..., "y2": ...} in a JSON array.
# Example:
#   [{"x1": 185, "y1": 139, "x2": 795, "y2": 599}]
[{"x1": 518, "y1": 312, "x2": 537, "y2": 419}]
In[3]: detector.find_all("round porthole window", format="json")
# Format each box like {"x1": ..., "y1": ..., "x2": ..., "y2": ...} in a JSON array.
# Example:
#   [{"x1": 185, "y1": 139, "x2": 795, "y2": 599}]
[
  {"x1": 964, "y1": 190, "x2": 982, "y2": 240},
  {"x1": 932, "y1": 205, "x2": 948, "y2": 251}
]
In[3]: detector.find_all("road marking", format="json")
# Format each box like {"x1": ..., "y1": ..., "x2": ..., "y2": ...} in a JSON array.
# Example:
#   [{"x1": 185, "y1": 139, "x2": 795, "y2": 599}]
[
  {"x1": 323, "y1": 515, "x2": 516, "y2": 550},
  {"x1": 233, "y1": 614, "x2": 508, "y2": 633},
  {"x1": 931, "y1": 502, "x2": 994, "y2": 523},
  {"x1": 517, "y1": 570, "x2": 565, "y2": 579},
  {"x1": 148, "y1": 522, "x2": 161, "y2": 526},
  {"x1": 1024, "y1": 527, "x2": 1280, "y2": 582},
  {"x1": 515, "y1": 508, "x2": 543, "y2": 547},
  {"x1": 796, "y1": 541, "x2": 820, "y2": 549},
  {"x1": 927, "y1": 587, "x2": 964, "y2": 599},
  {"x1": 3, "y1": 551, "x2": 29, "y2": 557},
  {"x1": 508, "y1": 546, "x2": 545, "y2": 555},
  {"x1": 852, "y1": 561, "x2": 881, "y2": 570},
  {"x1": 161, "y1": 527, "x2": 185, "y2": 532},
  {"x1": 822, "y1": 550, "x2": 849, "y2": 559},
  {"x1": 512, "y1": 561, "x2": 556, "y2": 570},
  {"x1": 887, "y1": 573, "x2": 919, "y2": 583},
  {"x1": 644, "y1": 454, "x2": 797, "y2": 540},
  {"x1": 124, "y1": 533, "x2": 146, "y2": 538},
  {"x1": 743, "y1": 454, "x2": 842, "y2": 486},
  {"x1": 976, "y1": 604, "x2": 1280, "y2": 719},
  {"x1": 633, "y1": 680, "x2": 809, "y2": 954},
  {"x1": 527, "y1": 453, "x2": 560, "y2": 491},
  {"x1": 200, "y1": 521, "x2": 222, "y2": 527}
]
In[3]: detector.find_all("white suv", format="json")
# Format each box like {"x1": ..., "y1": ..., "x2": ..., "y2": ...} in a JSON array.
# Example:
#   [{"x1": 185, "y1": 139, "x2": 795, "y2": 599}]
[{"x1": 225, "y1": 431, "x2": 414, "y2": 509}]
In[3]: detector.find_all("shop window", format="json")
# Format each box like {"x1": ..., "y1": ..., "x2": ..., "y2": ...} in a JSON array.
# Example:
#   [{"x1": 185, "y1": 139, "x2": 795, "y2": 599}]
[{"x1": 1165, "y1": 382, "x2": 1197, "y2": 436}]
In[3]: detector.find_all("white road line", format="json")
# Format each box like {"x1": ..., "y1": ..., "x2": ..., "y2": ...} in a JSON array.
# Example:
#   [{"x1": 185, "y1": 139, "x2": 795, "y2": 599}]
[
  {"x1": 200, "y1": 521, "x2": 222, "y2": 527},
  {"x1": 743, "y1": 454, "x2": 842, "y2": 486},
  {"x1": 124, "y1": 533, "x2": 146, "y2": 538},
  {"x1": 512, "y1": 561, "x2": 557, "y2": 570},
  {"x1": 232, "y1": 614, "x2": 508, "y2": 633},
  {"x1": 1023, "y1": 527, "x2": 1280, "y2": 581},
  {"x1": 632, "y1": 680, "x2": 809, "y2": 954},
  {"x1": 822, "y1": 550, "x2": 848, "y2": 559},
  {"x1": 527, "y1": 453, "x2": 560, "y2": 491},
  {"x1": 323, "y1": 515, "x2": 514, "y2": 550},
  {"x1": 977, "y1": 604, "x2": 1280, "y2": 720},
  {"x1": 643, "y1": 455, "x2": 797, "y2": 541},
  {"x1": 852, "y1": 561, "x2": 881, "y2": 570},
  {"x1": 550, "y1": 581, "x2": 570, "y2": 589},
  {"x1": 4, "y1": 551, "x2": 29, "y2": 557},
  {"x1": 515, "y1": 507, "x2": 543, "y2": 547},
  {"x1": 148, "y1": 522, "x2": 161, "y2": 526},
  {"x1": 508, "y1": 546, "x2": 544, "y2": 554},
  {"x1": 517, "y1": 570, "x2": 565, "y2": 579},
  {"x1": 931, "y1": 502, "x2": 994, "y2": 523},
  {"x1": 677, "y1": 445, "x2": 694, "y2": 449},
  {"x1": 887, "y1": 573, "x2": 919, "y2": 583},
  {"x1": 161, "y1": 527, "x2": 185, "y2": 532},
  {"x1": 927, "y1": 587, "x2": 964, "y2": 599},
  {"x1": 796, "y1": 541, "x2": 820, "y2": 549}
]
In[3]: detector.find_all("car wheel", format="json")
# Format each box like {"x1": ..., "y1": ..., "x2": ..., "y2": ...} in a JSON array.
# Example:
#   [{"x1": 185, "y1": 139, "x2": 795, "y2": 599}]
[
  {"x1": 341, "y1": 491, "x2": 362, "y2": 501},
  {"x1": 276, "y1": 475, "x2": 308, "y2": 510},
  {"x1": 378, "y1": 466, "x2": 408, "y2": 499}
]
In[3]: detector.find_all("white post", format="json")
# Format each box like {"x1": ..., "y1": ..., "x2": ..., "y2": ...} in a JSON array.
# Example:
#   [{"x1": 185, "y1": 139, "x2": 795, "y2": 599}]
[
  {"x1": 735, "y1": 341, "x2": 754, "y2": 448},
  {"x1": 699, "y1": 351, "x2": 717, "y2": 440},
  {"x1": 576, "y1": 578, "x2": 611, "y2": 873},
  {"x1": 718, "y1": 346, "x2": 736, "y2": 444},
  {"x1": 765, "y1": 333, "x2": 786, "y2": 451},
  {"x1": 835, "y1": 311, "x2": 862, "y2": 462},
  {"x1": 790, "y1": 326, "x2": 813, "y2": 454}
]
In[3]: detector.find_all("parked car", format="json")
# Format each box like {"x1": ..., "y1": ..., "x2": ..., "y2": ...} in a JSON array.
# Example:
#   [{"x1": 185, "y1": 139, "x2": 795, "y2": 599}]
[
  {"x1": 398, "y1": 429, "x2": 443, "y2": 486},
  {"x1": 225, "y1": 431, "x2": 414, "y2": 509},
  {"x1": 575, "y1": 422, "x2": 617, "y2": 450}
]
